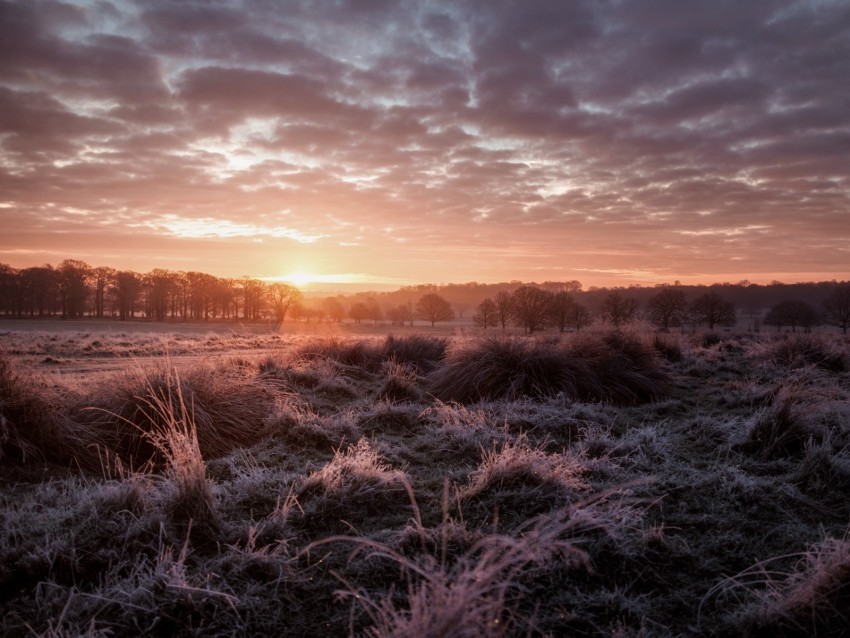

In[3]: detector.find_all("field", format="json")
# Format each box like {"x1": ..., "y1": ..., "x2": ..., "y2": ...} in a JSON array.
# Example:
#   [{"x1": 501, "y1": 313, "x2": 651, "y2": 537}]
[{"x1": 2, "y1": 321, "x2": 850, "y2": 636}]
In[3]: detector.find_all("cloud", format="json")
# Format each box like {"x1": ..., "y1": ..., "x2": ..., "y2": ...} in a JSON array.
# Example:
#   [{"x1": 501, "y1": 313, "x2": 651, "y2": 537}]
[{"x1": 1, "y1": 0, "x2": 848, "y2": 285}]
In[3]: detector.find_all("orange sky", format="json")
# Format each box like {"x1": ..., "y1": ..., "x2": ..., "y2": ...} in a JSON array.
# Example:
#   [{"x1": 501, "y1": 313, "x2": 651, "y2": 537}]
[{"x1": 1, "y1": 0, "x2": 849, "y2": 291}]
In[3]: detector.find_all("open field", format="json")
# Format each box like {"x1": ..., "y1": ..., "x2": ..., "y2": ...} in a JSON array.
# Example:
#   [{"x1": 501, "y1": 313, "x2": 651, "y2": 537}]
[{"x1": 2, "y1": 324, "x2": 850, "y2": 636}]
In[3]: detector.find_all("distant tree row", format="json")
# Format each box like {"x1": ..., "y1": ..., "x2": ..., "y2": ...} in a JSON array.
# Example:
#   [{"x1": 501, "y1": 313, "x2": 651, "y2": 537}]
[
  {"x1": 0, "y1": 260, "x2": 301, "y2": 322},
  {"x1": 1, "y1": 260, "x2": 848, "y2": 333},
  {"x1": 469, "y1": 284, "x2": 850, "y2": 334}
]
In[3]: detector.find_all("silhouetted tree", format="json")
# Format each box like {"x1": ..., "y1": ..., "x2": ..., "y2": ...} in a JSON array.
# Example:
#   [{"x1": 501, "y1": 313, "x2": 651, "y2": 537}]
[
  {"x1": 473, "y1": 298, "x2": 498, "y2": 329},
  {"x1": 569, "y1": 303, "x2": 593, "y2": 331},
  {"x1": 19, "y1": 265, "x2": 57, "y2": 317},
  {"x1": 364, "y1": 297, "x2": 383, "y2": 324},
  {"x1": 322, "y1": 296, "x2": 346, "y2": 323},
  {"x1": 511, "y1": 286, "x2": 553, "y2": 333},
  {"x1": 600, "y1": 291, "x2": 638, "y2": 327},
  {"x1": 548, "y1": 291, "x2": 576, "y2": 332},
  {"x1": 690, "y1": 291, "x2": 736, "y2": 329},
  {"x1": 240, "y1": 277, "x2": 265, "y2": 321},
  {"x1": 823, "y1": 284, "x2": 850, "y2": 334},
  {"x1": 147, "y1": 269, "x2": 175, "y2": 321},
  {"x1": 494, "y1": 291, "x2": 513, "y2": 330},
  {"x1": 112, "y1": 271, "x2": 142, "y2": 320},
  {"x1": 647, "y1": 288, "x2": 687, "y2": 331},
  {"x1": 267, "y1": 282, "x2": 301, "y2": 323},
  {"x1": 91, "y1": 266, "x2": 114, "y2": 318},
  {"x1": 349, "y1": 301, "x2": 368, "y2": 324},
  {"x1": 416, "y1": 293, "x2": 454, "y2": 327},
  {"x1": 764, "y1": 300, "x2": 819, "y2": 333},
  {"x1": 57, "y1": 259, "x2": 91, "y2": 318}
]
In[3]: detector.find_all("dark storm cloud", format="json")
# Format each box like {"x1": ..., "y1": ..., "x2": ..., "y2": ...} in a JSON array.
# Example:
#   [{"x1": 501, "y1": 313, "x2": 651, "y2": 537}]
[{"x1": 1, "y1": 0, "x2": 849, "y2": 283}]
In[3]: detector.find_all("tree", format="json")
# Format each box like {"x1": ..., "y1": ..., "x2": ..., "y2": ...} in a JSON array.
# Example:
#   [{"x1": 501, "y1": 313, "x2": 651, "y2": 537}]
[
  {"x1": 548, "y1": 291, "x2": 576, "y2": 332},
  {"x1": 57, "y1": 259, "x2": 91, "y2": 318},
  {"x1": 511, "y1": 286, "x2": 553, "y2": 333},
  {"x1": 690, "y1": 291, "x2": 736, "y2": 330},
  {"x1": 349, "y1": 301, "x2": 368, "y2": 323},
  {"x1": 112, "y1": 271, "x2": 142, "y2": 320},
  {"x1": 600, "y1": 291, "x2": 638, "y2": 327},
  {"x1": 764, "y1": 300, "x2": 819, "y2": 333},
  {"x1": 91, "y1": 266, "x2": 114, "y2": 318},
  {"x1": 647, "y1": 288, "x2": 687, "y2": 331},
  {"x1": 322, "y1": 296, "x2": 346, "y2": 323},
  {"x1": 823, "y1": 284, "x2": 850, "y2": 334},
  {"x1": 473, "y1": 298, "x2": 498, "y2": 329},
  {"x1": 267, "y1": 282, "x2": 301, "y2": 323},
  {"x1": 494, "y1": 291, "x2": 513, "y2": 330},
  {"x1": 364, "y1": 297, "x2": 383, "y2": 324},
  {"x1": 416, "y1": 293, "x2": 455, "y2": 327},
  {"x1": 569, "y1": 303, "x2": 593, "y2": 331},
  {"x1": 386, "y1": 302, "x2": 414, "y2": 326}
]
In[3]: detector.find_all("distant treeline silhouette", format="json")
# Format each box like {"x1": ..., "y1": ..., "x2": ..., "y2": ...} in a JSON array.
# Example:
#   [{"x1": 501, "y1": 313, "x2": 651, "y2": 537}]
[{"x1": 0, "y1": 260, "x2": 848, "y2": 333}]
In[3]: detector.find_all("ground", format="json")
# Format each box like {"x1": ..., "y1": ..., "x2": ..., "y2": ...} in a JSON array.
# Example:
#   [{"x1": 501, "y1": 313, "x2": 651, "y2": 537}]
[{"x1": 1, "y1": 319, "x2": 849, "y2": 636}]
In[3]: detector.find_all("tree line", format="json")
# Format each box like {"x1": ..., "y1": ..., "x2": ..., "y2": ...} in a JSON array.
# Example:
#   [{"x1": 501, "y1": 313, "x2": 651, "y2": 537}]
[
  {"x1": 469, "y1": 284, "x2": 850, "y2": 334},
  {"x1": 0, "y1": 260, "x2": 302, "y2": 323},
  {"x1": 1, "y1": 260, "x2": 848, "y2": 333}
]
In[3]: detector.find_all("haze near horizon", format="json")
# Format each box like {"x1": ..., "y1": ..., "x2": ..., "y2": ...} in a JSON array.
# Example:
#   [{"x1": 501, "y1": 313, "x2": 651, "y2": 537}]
[{"x1": 1, "y1": 0, "x2": 849, "y2": 290}]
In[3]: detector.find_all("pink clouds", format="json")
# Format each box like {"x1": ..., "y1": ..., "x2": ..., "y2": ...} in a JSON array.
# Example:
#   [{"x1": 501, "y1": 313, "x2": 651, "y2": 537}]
[{"x1": 0, "y1": 0, "x2": 848, "y2": 287}]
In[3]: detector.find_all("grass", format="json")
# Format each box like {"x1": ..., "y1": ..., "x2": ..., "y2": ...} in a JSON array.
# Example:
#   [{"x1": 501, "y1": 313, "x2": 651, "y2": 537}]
[{"x1": 1, "y1": 327, "x2": 850, "y2": 636}]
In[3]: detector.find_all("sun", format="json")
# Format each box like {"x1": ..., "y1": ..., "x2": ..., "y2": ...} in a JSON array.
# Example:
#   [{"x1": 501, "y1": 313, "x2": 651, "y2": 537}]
[{"x1": 285, "y1": 271, "x2": 313, "y2": 288}]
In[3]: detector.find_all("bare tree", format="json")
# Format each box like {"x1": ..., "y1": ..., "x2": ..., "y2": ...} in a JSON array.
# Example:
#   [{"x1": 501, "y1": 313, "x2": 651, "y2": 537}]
[
  {"x1": 494, "y1": 291, "x2": 513, "y2": 330},
  {"x1": 57, "y1": 259, "x2": 91, "y2": 319},
  {"x1": 91, "y1": 266, "x2": 114, "y2": 318},
  {"x1": 600, "y1": 291, "x2": 638, "y2": 327},
  {"x1": 112, "y1": 271, "x2": 142, "y2": 320},
  {"x1": 267, "y1": 282, "x2": 302, "y2": 323},
  {"x1": 823, "y1": 284, "x2": 850, "y2": 334},
  {"x1": 473, "y1": 298, "x2": 498, "y2": 329},
  {"x1": 349, "y1": 301, "x2": 368, "y2": 324},
  {"x1": 548, "y1": 291, "x2": 575, "y2": 332},
  {"x1": 690, "y1": 291, "x2": 736, "y2": 330},
  {"x1": 322, "y1": 296, "x2": 346, "y2": 323},
  {"x1": 764, "y1": 300, "x2": 819, "y2": 333},
  {"x1": 511, "y1": 286, "x2": 553, "y2": 333},
  {"x1": 647, "y1": 288, "x2": 687, "y2": 331},
  {"x1": 570, "y1": 303, "x2": 593, "y2": 331},
  {"x1": 364, "y1": 297, "x2": 383, "y2": 325},
  {"x1": 416, "y1": 293, "x2": 454, "y2": 327}
]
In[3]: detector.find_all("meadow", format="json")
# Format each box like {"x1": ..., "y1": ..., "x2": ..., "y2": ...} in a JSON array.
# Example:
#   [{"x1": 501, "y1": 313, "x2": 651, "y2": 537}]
[{"x1": 2, "y1": 321, "x2": 849, "y2": 636}]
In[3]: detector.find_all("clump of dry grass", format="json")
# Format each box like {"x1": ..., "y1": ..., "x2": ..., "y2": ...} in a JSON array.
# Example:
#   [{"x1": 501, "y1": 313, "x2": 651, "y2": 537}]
[
  {"x1": 0, "y1": 352, "x2": 95, "y2": 467},
  {"x1": 457, "y1": 439, "x2": 589, "y2": 528},
  {"x1": 81, "y1": 362, "x2": 275, "y2": 465},
  {"x1": 294, "y1": 439, "x2": 411, "y2": 536},
  {"x1": 382, "y1": 335, "x2": 448, "y2": 373},
  {"x1": 132, "y1": 369, "x2": 221, "y2": 543},
  {"x1": 739, "y1": 398, "x2": 819, "y2": 460},
  {"x1": 429, "y1": 337, "x2": 593, "y2": 403},
  {"x1": 763, "y1": 334, "x2": 847, "y2": 372},
  {"x1": 710, "y1": 537, "x2": 850, "y2": 635},
  {"x1": 568, "y1": 331, "x2": 670, "y2": 405},
  {"x1": 430, "y1": 334, "x2": 668, "y2": 405},
  {"x1": 376, "y1": 360, "x2": 423, "y2": 403},
  {"x1": 296, "y1": 337, "x2": 385, "y2": 372}
]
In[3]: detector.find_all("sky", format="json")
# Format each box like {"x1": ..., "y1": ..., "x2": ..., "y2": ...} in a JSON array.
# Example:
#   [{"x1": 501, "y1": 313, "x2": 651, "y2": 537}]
[{"x1": 1, "y1": 0, "x2": 849, "y2": 291}]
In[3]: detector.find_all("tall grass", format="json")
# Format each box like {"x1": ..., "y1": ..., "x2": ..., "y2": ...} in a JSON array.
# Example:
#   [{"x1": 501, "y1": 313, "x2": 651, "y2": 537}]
[
  {"x1": 81, "y1": 362, "x2": 275, "y2": 465},
  {"x1": 430, "y1": 333, "x2": 668, "y2": 405}
]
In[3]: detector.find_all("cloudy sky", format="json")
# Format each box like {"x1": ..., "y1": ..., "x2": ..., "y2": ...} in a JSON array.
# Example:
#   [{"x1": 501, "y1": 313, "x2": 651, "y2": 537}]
[{"x1": 1, "y1": 0, "x2": 849, "y2": 289}]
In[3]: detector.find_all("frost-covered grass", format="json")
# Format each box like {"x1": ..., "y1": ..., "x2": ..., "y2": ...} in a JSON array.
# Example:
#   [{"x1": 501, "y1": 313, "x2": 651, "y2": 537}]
[{"x1": 2, "y1": 328, "x2": 850, "y2": 636}]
